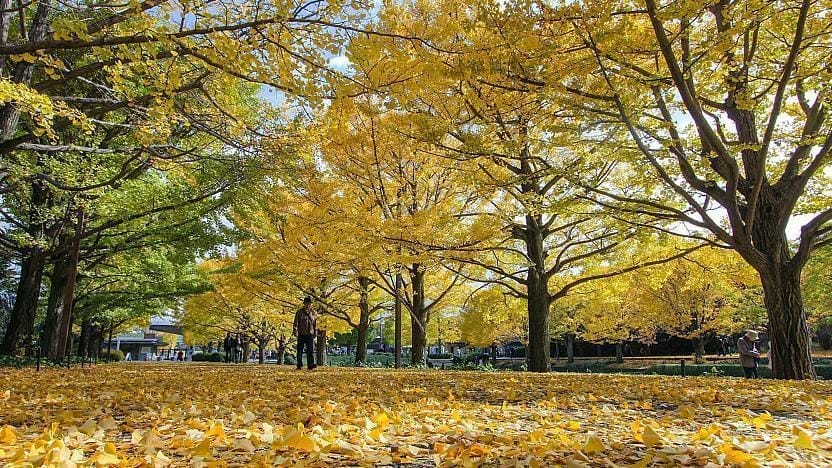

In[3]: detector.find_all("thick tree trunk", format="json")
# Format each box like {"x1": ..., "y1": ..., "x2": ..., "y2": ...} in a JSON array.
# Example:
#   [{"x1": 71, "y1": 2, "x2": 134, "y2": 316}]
[
  {"x1": 566, "y1": 333, "x2": 575, "y2": 364},
  {"x1": 760, "y1": 267, "x2": 815, "y2": 379},
  {"x1": 277, "y1": 344, "x2": 286, "y2": 365},
  {"x1": 394, "y1": 272, "x2": 402, "y2": 368},
  {"x1": 0, "y1": 0, "x2": 13, "y2": 74},
  {"x1": 739, "y1": 192, "x2": 816, "y2": 379},
  {"x1": 490, "y1": 344, "x2": 498, "y2": 365},
  {"x1": 42, "y1": 258, "x2": 70, "y2": 359},
  {"x1": 77, "y1": 318, "x2": 90, "y2": 360},
  {"x1": 54, "y1": 210, "x2": 84, "y2": 361},
  {"x1": 315, "y1": 329, "x2": 326, "y2": 366},
  {"x1": 89, "y1": 324, "x2": 100, "y2": 361},
  {"x1": 0, "y1": 252, "x2": 45, "y2": 355},
  {"x1": 242, "y1": 341, "x2": 250, "y2": 363},
  {"x1": 526, "y1": 270, "x2": 550, "y2": 372},
  {"x1": 257, "y1": 341, "x2": 266, "y2": 364},
  {"x1": 615, "y1": 342, "x2": 624, "y2": 364},
  {"x1": 410, "y1": 265, "x2": 428, "y2": 366},
  {"x1": 356, "y1": 276, "x2": 371, "y2": 364},
  {"x1": 694, "y1": 336, "x2": 706, "y2": 364},
  {"x1": 355, "y1": 322, "x2": 368, "y2": 364}
]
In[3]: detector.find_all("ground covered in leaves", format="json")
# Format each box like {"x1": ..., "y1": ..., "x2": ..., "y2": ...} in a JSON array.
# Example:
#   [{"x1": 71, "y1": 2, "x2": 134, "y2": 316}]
[{"x1": 1, "y1": 364, "x2": 831, "y2": 466}]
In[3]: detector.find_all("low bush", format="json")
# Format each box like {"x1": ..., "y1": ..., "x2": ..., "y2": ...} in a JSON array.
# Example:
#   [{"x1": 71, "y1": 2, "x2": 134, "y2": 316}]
[
  {"x1": 428, "y1": 353, "x2": 453, "y2": 359},
  {"x1": 452, "y1": 352, "x2": 490, "y2": 365},
  {"x1": 99, "y1": 350, "x2": 125, "y2": 362},
  {"x1": 646, "y1": 363, "x2": 832, "y2": 379},
  {"x1": 192, "y1": 352, "x2": 223, "y2": 362}
]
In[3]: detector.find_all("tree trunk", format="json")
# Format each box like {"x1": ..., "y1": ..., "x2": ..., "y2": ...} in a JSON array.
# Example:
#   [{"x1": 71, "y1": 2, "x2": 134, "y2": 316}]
[
  {"x1": 0, "y1": 252, "x2": 45, "y2": 355},
  {"x1": 42, "y1": 258, "x2": 70, "y2": 359},
  {"x1": 394, "y1": 271, "x2": 402, "y2": 368},
  {"x1": 242, "y1": 341, "x2": 250, "y2": 363},
  {"x1": 409, "y1": 265, "x2": 428, "y2": 366},
  {"x1": 54, "y1": 209, "x2": 84, "y2": 361},
  {"x1": 0, "y1": 0, "x2": 53, "y2": 141},
  {"x1": 760, "y1": 267, "x2": 815, "y2": 379},
  {"x1": 0, "y1": 0, "x2": 13, "y2": 74},
  {"x1": 694, "y1": 336, "x2": 706, "y2": 364},
  {"x1": 615, "y1": 342, "x2": 624, "y2": 364},
  {"x1": 89, "y1": 324, "x2": 100, "y2": 361},
  {"x1": 277, "y1": 344, "x2": 286, "y2": 365},
  {"x1": 257, "y1": 340, "x2": 266, "y2": 364},
  {"x1": 526, "y1": 271, "x2": 550, "y2": 372},
  {"x1": 107, "y1": 325, "x2": 113, "y2": 357},
  {"x1": 490, "y1": 344, "x2": 498, "y2": 365},
  {"x1": 566, "y1": 333, "x2": 575, "y2": 364},
  {"x1": 356, "y1": 276, "x2": 370, "y2": 364},
  {"x1": 315, "y1": 329, "x2": 326, "y2": 366},
  {"x1": 77, "y1": 318, "x2": 90, "y2": 360}
]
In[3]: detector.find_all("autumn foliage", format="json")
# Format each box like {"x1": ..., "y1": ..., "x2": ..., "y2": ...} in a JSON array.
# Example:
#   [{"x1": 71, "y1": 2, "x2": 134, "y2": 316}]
[{"x1": 1, "y1": 365, "x2": 831, "y2": 466}]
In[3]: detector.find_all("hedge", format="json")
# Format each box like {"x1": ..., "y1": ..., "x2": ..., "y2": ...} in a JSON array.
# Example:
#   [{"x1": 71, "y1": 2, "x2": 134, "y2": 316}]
[
  {"x1": 192, "y1": 352, "x2": 223, "y2": 362},
  {"x1": 428, "y1": 353, "x2": 453, "y2": 360},
  {"x1": 100, "y1": 350, "x2": 125, "y2": 362}
]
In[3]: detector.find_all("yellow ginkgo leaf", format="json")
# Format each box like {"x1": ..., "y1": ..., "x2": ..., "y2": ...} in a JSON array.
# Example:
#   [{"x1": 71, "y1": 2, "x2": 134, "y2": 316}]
[
  {"x1": 641, "y1": 425, "x2": 662, "y2": 448},
  {"x1": 581, "y1": 433, "x2": 606, "y2": 454},
  {"x1": 678, "y1": 405, "x2": 695, "y2": 420},
  {"x1": 288, "y1": 434, "x2": 316, "y2": 452},
  {"x1": 0, "y1": 426, "x2": 17, "y2": 444},
  {"x1": 233, "y1": 437, "x2": 256, "y2": 452},
  {"x1": 792, "y1": 427, "x2": 816, "y2": 450},
  {"x1": 192, "y1": 438, "x2": 212, "y2": 458},
  {"x1": 78, "y1": 419, "x2": 98, "y2": 436},
  {"x1": 719, "y1": 443, "x2": 753, "y2": 464},
  {"x1": 98, "y1": 416, "x2": 118, "y2": 430}
]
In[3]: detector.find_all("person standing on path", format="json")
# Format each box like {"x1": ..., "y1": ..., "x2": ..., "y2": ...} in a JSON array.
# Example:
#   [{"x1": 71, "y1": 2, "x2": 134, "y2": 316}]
[
  {"x1": 738, "y1": 330, "x2": 761, "y2": 378},
  {"x1": 293, "y1": 297, "x2": 318, "y2": 370}
]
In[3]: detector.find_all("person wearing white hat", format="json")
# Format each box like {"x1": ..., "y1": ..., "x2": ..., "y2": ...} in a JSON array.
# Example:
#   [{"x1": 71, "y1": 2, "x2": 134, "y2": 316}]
[{"x1": 738, "y1": 330, "x2": 761, "y2": 378}]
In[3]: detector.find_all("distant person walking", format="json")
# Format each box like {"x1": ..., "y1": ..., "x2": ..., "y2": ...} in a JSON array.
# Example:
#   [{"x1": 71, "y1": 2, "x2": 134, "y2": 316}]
[
  {"x1": 223, "y1": 332, "x2": 233, "y2": 363},
  {"x1": 738, "y1": 330, "x2": 761, "y2": 378},
  {"x1": 293, "y1": 297, "x2": 318, "y2": 370}
]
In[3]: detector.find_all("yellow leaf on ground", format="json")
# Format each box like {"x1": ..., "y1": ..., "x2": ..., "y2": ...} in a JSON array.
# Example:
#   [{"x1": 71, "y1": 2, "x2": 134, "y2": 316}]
[
  {"x1": 641, "y1": 425, "x2": 662, "y2": 448},
  {"x1": 98, "y1": 416, "x2": 118, "y2": 430},
  {"x1": 0, "y1": 426, "x2": 17, "y2": 444},
  {"x1": 233, "y1": 437, "x2": 256, "y2": 452},
  {"x1": 78, "y1": 419, "x2": 97, "y2": 436},
  {"x1": 793, "y1": 427, "x2": 816, "y2": 450},
  {"x1": 582, "y1": 433, "x2": 606, "y2": 454},
  {"x1": 191, "y1": 438, "x2": 212, "y2": 458}
]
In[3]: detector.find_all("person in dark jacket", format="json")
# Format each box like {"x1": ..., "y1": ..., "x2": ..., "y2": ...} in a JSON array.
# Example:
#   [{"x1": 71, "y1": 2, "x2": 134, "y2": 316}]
[
  {"x1": 738, "y1": 330, "x2": 761, "y2": 378},
  {"x1": 223, "y1": 332, "x2": 232, "y2": 363},
  {"x1": 293, "y1": 297, "x2": 318, "y2": 370}
]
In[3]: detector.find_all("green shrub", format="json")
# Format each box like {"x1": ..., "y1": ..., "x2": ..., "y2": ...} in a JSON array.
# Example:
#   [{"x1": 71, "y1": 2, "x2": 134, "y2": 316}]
[
  {"x1": 0, "y1": 355, "x2": 33, "y2": 368},
  {"x1": 428, "y1": 353, "x2": 453, "y2": 359},
  {"x1": 645, "y1": 363, "x2": 832, "y2": 379},
  {"x1": 452, "y1": 352, "x2": 490, "y2": 365},
  {"x1": 192, "y1": 352, "x2": 221, "y2": 362},
  {"x1": 818, "y1": 325, "x2": 832, "y2": 350},
  {"x1": 100, "y1": 350, "x2": 125, "y2": 362}
]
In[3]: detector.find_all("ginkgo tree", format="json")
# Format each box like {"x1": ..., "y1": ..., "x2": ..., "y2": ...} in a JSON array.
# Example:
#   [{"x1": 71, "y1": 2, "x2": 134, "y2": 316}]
[
  {"x1": 548, "y1": 0, "x2": 832, "y2": 379},
  {"x1": 642, "y1": 247, "x2": 763, "y2": 362},
  {"x1": 316, "y1": 98, "x2": 481, "y2": 365},
  {"x1": 0, "y1": 0, "x2": 364, "y2": 356},
  {"x1": 343, "y1": 0, "x2": 712, "y2": 372},
  {"x1": 572, "y1": 269, "x2": 663, "y2": 364},
  {"x1": 182, "y1": 259, "x2": 296, "y2": 364},
  {"x1": 460, "y1": 286, "x2": 527, "y2": 351}
]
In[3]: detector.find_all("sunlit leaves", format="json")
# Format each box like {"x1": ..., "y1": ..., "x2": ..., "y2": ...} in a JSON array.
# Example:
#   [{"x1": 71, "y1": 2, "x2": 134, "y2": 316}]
[{"x1": 0, "y1": 366, "x2": 830, "y2": 466}]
